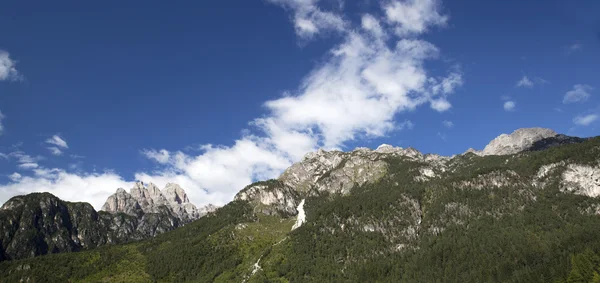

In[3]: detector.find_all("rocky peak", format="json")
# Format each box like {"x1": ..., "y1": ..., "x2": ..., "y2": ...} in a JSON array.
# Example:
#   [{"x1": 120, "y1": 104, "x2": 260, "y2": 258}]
[
  {"x1": 481, "y1": 128, "x2": 557, "y2": 156},
  {"x1": 102, "y1": 182, "x2": 200, "y2": 222},
  {"x1": 199, "y1": 203, "x2": 219, "y2": 215},
  {"x1": 163, "y1": 183, "x2": 190, "y2": 205},
  {"x1": 101, "y1": 187, "x2": 142, "y2": 216}
]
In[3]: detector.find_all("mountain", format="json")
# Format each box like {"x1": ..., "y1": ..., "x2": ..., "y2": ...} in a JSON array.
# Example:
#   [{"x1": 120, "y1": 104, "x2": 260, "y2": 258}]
[
  {"x1": 0, "y1": 182, "x2": 214, "y2": 262},
  {"x1": 2, "y1": 128, "x2": 600, "y2": 282}
]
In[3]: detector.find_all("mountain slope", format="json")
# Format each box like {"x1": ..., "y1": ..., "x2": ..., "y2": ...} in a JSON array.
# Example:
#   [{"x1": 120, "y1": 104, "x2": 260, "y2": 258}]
[
  {"x1": 1, "y1": 128, "x2": 600, "y2": 282},
  {"x1": 0, "y1": 182, "x2": 214, "y2": 262}
]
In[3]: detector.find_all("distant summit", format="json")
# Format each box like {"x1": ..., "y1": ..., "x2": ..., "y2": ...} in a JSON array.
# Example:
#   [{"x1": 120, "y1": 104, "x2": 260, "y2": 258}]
[
  {"x1": 102, "y1": 181, "x2": 215, "y2": 222},
  {"x1": 464, "y1": 127, "x2": 587, "y2": 156}
]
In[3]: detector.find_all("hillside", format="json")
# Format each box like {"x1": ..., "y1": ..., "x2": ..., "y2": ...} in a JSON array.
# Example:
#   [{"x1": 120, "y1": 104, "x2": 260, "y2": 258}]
[
  {"x1": 2, "y1": 128, "x2": 600, "y2": 282},
  {"x1": 0, "y1": 182, "x2": 214, "y2": 262}
]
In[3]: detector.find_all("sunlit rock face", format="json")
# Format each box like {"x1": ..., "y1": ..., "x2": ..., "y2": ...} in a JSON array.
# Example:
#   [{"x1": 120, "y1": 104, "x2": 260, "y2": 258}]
[
  {"x1": 102, "y1": 181, "x2": 205, "y2": 222},
  {"x1": 481, "y1": 128, "x2": 557, "y2": 156}
]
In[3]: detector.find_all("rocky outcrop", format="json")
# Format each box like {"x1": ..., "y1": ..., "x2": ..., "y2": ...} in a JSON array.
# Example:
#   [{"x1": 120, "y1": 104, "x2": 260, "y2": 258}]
[
  {"x1": 102, "y1": 181, "x2": 204, "y2": 223},
  {"x1": 101, "y1": 188, "x2": 142, "y2": 216},
  {"x1": 278, "y1": 144, "x2": 435, "y2": 196},
  {"x1": 481, "y1": 128, "x2": 557, "y2": 156},
  {"x1": 234, "y1": 180, "x2": 300, "y2": 216},
  {"x1": 561, "y1": 164, "x2": 600, "y2": 197}
]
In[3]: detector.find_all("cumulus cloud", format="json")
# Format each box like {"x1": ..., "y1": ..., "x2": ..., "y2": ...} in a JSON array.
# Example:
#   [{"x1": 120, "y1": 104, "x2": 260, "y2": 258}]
[
  {"x1": 442, "y1": 120, "x2": 453, "y2": 128},
  {"x1": 1, "y1": 0, "x2": 462, "y2": 208},
  {"x1": 0, "y1": 51, "x2": 21, "y2": 81},
  {"x1": 0, "y1": 168, "x2": 131, "y2": 209},
  {"x1": 141, "y1": 149, "x2": 171, "y2": 164},
  {"x1": 134, "y1": 0, "x2": 460, "y2": 207},
  {"x1": 504, "y1": 101, "x2": 516, "y2": 111},
  {"x1": 564, "y1": 84, "x2": 593, "y2": 104},
  {"x1": 8, "y1": 173, "x2": 22, "y2": 182},
  {"x1": 573, "y1": 114, "x2": 598, "y2": 126},
  {"x1": 267, "y1": 0, "x2": 347, "y2": 39},
  {"x1": 384, "y1": 0, "x2": 448, "y2": 36}
]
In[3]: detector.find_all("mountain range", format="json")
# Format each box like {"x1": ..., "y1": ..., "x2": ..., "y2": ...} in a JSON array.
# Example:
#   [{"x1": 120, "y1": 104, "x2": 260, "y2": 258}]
[
  {"x1": 1, "y1": 127, "x2": 600, "y2": 282},
  {"x1": 0, "y1": 181, "x2": 216, "y2": 261}
]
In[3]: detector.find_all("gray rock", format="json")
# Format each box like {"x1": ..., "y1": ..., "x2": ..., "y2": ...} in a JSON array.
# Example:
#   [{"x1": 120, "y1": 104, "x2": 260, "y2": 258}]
[{"x1": 481, "y1": 128, "x2": 557, "y2": 156}]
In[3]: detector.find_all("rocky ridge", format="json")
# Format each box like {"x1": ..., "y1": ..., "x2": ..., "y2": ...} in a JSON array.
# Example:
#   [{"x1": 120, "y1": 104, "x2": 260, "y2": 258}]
[
  {"x1": 237, "y1": 127, "x2": 593, "y2": 235},
  {"x1": 0, "y1": 182, "x2": 215, "y2": 261},
  {"x1": 101, "y1": 181, "x2": 212, "y2": 222},
  {"x1": 1, "y1": 127, "x2": 600, "y2": 282}
]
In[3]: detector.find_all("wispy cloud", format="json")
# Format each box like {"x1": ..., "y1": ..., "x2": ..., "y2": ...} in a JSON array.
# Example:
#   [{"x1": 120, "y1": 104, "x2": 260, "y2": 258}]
[
  {"x1": 141, "y1": 149, "x2": 171, "y2": 164},
  {"x1": 18, "y1": 162, "x2": 39, "y2": 170},
  {"x1": 516, "y1": 76, "x2": 533, "y2": 88},
  {"x1": 504, "y1": 101, "x2": 516, "y2": 111},
  {"x1": 516, "y1": 75, "x2": 548, "y2": 88},
  {"x1": 45, "y1": 135, "x2": 68, "y2": 155},
  {"x1": 8, "y1": 172, "x2": 21, "y2": 182},
  {"x1": 437, "y1": 132, "x2": 447, "y2": 141},
  {"x1": 566, "y1": 43, "x2": 582, "y2": 54},
  {"x1": 573, "y1": 114, "x2": 598, "y2": 126},
  {"x1": 0, "y1": 50, "x2": 22, "y2": 81},
  {"x1": 267, "y1": 0, "x2": 347, "y2": 40},
  {"x1": 442, "y1": 120, "x2": 454, "y2": 128},
  {"x1": 48, "y1": 147, "x2": 63, "y2": 156},
  {"x1": 46, "y1": 135, "x2": 68, "y2": 149},
  {"x1": 564, "y1": 84, "x2": 593, "y2": 104},
  {"x1": 0, "y1": 111, "x2": 5, "y2": 136},
  {"x1": 7, "y1": 151, "x2": 44, "y2": 171}
]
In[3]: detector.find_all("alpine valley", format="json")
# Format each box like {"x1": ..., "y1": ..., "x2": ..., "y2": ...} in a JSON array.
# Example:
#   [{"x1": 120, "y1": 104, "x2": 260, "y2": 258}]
[{"x1": 2, "y1": 128, "x2": 600, "y2": 282}]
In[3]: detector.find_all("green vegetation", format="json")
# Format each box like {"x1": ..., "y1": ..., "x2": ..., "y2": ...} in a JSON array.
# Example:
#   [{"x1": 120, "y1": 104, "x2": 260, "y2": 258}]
[{"x1": 2, "y1": 137, "x2": 600, "y2": 282}]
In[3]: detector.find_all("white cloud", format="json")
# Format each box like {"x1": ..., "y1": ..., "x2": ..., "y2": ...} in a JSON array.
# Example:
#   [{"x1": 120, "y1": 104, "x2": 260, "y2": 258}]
[
  {"x1": 437, "y1": 131, "x2": 446, "y2": 141},
  {"x1": 564, "y1": 84, "x2": 593, "y2": 104},
  {"x1": 9, "y1": 151, "x2": 43, "y2": 164},
  {"x1": 516, "y1": 75, "x2": 548, "y2": 88},
  {"x1": 0, "y1": 168, "x2": 131, "y2": 209},
  {"x1": 0, "y1": 110, "x2": 5, "y2": 136},
  {"x1": 384, "y1": 0, "x2": 448, "y2": 36},
  {"x1": 516, "y1": 76, "x2": 533, "y2": 88},
  {"x1": 267, "y1": 0, "x2": 347, "y2": 39},
  {"x1": 141, "y1": 149, "x2": 171, "y2": 164},
  {"x1": 0, "y1": 0, "x2": 461, "y2": 209},
  {"x1": 504, "y1": 101, "x2": 516, "y2": 111},
  {"x1": 8, "y1": 173, "x2": 21, "y2": 182},
  {"x1": 430, "y1": 98, "x2": 452, "y2": 112},
  {"x1": 18, "y1": 163, "x2": 39, "y2": 170},
  {"x1": 48, "y1": 147, "x2": 63, "y2": 156},
  {"x1": 573, "y1": 114, "x2": 598, "y2": 126},
  {"x1": 442, "y1": 120, "x2": 453, "y2": 128},
  {"x1": 0, "y1": 51, "x2": 21, "y2": 81},
  {"x1": 46, "y1": 135, "x2": 68, "y2": 149}
]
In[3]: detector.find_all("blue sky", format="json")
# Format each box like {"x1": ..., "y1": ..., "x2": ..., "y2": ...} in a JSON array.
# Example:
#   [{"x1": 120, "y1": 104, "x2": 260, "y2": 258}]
[{"x1": 0, "y1": 0, "x2": 599, "y2": 208}]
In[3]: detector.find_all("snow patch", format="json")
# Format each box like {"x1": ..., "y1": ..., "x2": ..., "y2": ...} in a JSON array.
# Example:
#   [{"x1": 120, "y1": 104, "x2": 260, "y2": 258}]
[{"x1": 291, "y1": 199, "x2": 306, "y2": 230}]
